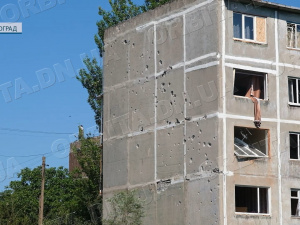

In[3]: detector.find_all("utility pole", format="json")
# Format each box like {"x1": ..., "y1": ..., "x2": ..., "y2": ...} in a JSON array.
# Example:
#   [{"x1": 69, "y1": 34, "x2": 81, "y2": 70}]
[{"x1": 38, "y1": 156, "x2": 46, "y2": 225}]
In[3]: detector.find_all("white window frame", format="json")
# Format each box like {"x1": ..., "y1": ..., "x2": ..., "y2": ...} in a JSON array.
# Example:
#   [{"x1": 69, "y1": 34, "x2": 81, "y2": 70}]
[
  {"x1": 235, "y1": 185, "x2": 270, "y2": 215},
  {"x1": 234, "y1": 126, "x2": 269, "y2": 158},
  {"x1": 233, "y1": 12, "x2": 266, "y2": 44},
  {"x1": 288, "y1": 77, "x2": 300, "y2": 106},
  {"x1": 290, "y1": 132, "x2": 300, "y2": 160},
  {"x1": 233, "y1": 69, "x2": 268, "y2": 101},
  {"x1": 291, "y1": 189, "x2": 300, "y2": 217},
  {"x1": 234, "y1": 137, "x2": 267, "y2": 158},
  {"x1": 287, "y1": 22, "x2": 300, "y2": 49}
]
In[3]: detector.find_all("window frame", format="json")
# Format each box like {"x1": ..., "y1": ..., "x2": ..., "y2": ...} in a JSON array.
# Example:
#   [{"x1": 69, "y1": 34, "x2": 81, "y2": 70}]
[
  {"x1": 234, "y1": 126, "x2": 269, "y2": 159},
  {"x1": 235, "y1": 185, "x2": 270, "y2": 215},
  {"x1": 290, "y1": 132, "x2": 300, "y2": 160},
  {"x1": 288, "y1": 77, "x2": 300, "y2": 106},
  {"x1": 233, "y1": 69, "x2": 268, "y2": 101},
  {"x1": 291, "y1": 189, "x2": 300, "y2": 217},
  {"x1": 233, "y1": 12, "x2": 267, "y2": 44},
  {"x1": 287, "y1": 22, "x2": 300, "y2": 49}
]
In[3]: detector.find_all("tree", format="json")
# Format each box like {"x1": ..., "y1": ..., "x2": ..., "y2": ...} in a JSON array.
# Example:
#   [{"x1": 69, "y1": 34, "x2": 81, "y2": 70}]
[
  {"x1": 72, "y1": 134, "x2": 102, "y2": 224},
  {"x1": 95, "y1": 0, "x2": 143, "y2": 58},
  {"x1": 73, "y1": 135, "x2": 101, "y2": 198},
  {"x1": 143, "y1": 0, "x2": 172, "y2": 11},
  {"x1": 77, "y1": 58, "x2": 103, "y2": 129},
  {"x1": 94, "y1": 0, "x2": 172, "y2": 58},
  {"x1": 77, "y1": 0, "x2": 173, "y2": 129},
  {"x1": 103, "y1": 191, "x2": 144, "y2": 225},
  {"x1": 76, "y1": 1, "x2": 172, "y2": 224},
  {"x1": 0, "y1": 166, "x2": 95, "y2": 225}
]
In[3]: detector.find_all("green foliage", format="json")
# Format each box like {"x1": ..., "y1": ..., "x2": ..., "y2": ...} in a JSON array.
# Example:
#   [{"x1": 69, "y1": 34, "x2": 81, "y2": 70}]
[
  {"x1": 77, "y1": 58, "x2": 103, "y2": 128},
  {"x1": 95, "y1": 0, "x2": 143, "y2": 57},
  {"x1": 103, "y1": 191, "x2": 144, "y2": 225},
  {"x1": 78, "y1": 0, "x2": 173, "y2": 129},
  {"x1": 72, "y1": 135, "x2": 102, "y2": 224},
  {"x1": 75, "y1": 1, "x2": 172, "y2": 224},
  {"x1": 143, "y1": 0, "x2": 172, "y2": 11},
  {"x1": 94, "y1": 0, "x2": 172, "y2": 57},
  {"x1": 0, "y1": 166, "x2": 95, "y2": 225},
  {"x1": 73, "y1": 135, "x2": 101, "y2": 198}
]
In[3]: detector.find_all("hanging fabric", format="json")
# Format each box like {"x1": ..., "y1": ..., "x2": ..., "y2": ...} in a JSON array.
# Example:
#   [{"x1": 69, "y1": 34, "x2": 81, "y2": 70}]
[{"x1": 245, "y1": 76, "x2": 262, "y2": 128}]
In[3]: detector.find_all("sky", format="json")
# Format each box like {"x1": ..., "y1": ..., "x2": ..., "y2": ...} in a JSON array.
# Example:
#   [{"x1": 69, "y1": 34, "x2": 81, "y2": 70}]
[{"x1": 0, "y1": 0, "x2": 298, "y2": 191}]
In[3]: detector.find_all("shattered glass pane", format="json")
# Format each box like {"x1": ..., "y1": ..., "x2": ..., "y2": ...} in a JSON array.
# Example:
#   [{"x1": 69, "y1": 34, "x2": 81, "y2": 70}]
[
  {"x1": 234, "y1": 137, "x2": 267, "y2": 158},
  {"x1": 287, "y1": 23, "x2": 296, "y2": 48}
]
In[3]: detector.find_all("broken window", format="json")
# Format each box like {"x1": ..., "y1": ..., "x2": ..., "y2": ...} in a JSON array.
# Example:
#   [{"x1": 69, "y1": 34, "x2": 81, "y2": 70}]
[
  {"x1": 288, "y1": 77, "x2": 300, "y2": 105},
  {"x1": 287, "y1": 22, "x2": 300, "y2": 49},
  {"x1": 290, "y1": 132, "x2": 300, "y2": 160},
  {"x1": 234, "y1": 69, "x2": 267, "y2": 100},
  {"x1": 234, "y1": 126, "x2": 268, "y2": 158},
  {"x1": 233, "y1": 12, "x2": 266, "y2": 43},
  {"x1": 234, "y1": 69, "x2": 267, "y2": 128},
  {"x1": 235, "y1": 186, "x2": 269, "y2": 214},
  {"x1": 291, "y1": 189, "x2": 300, "y2": 217}
]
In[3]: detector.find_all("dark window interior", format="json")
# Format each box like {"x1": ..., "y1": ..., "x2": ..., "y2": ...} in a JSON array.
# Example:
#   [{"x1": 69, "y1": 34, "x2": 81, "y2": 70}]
[
  {"x1": 259, "y1": 188, "x2": 268, "y2": 214},
  {"x1": 288, "y1": 78, "x2": 300, "y2": 104},
  {"x1": 291, "y1": 190, "x2": 299, "y2": 217},
  {"x1": 234, "y1": 126, "x2": 268, "y2": 155},
  {"x1": 291, "y1": 198, "x2": 298, "y2": 216},
  {"x1": 235, "y1": 186, "x2": 268, "y2": 214},
  {"x1": 234, "y1": 70, "x2": 265, "y2": 99},
  {"x1": 290, "y1": 133, "x2": 299, "y2": 159}
]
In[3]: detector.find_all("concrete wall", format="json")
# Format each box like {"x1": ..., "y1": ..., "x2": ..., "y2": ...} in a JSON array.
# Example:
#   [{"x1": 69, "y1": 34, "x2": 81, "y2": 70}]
[
  {"x1": 224, "y1": 1, "x2": 300, "y2": 224},
  {"x1": 103, "y1": 0, "x2": 300, "y2": 224},
  {"x1": 103, "y1": 0, "x2": 222, "y2": 224}
]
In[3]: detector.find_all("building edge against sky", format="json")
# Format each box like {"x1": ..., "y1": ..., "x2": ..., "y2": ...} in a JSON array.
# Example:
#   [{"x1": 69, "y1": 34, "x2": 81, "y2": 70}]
[{"x1": 102, "y1": 0, "x2": 300, "y2": 224}]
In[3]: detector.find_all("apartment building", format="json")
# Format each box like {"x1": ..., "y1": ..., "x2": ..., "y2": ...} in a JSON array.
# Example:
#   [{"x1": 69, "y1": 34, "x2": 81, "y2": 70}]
[{"x1": 102, "y1": 0, "x2": 300, "y2": 224}]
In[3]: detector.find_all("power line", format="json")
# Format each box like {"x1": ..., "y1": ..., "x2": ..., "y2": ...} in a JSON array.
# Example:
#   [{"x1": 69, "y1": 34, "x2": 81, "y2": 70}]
[
  {"x1": 0, "y1": 149, "x2": 68, "y2": 175},
  {"x1": 0, "y1": 151, "x2": 54, "y2": 158},
  {"x1": 0, "y1": 132, "x2": 61, "y2": 137},
  {"x1": 0, "y1": 153, "x2": 52, "y2": 174},
  {"x1": 0, "y1": 127, "x2": 74, "y2": 135}
]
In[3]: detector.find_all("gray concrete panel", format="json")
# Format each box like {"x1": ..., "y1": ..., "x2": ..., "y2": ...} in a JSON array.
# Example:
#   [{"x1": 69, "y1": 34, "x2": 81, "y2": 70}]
[
  {"x1": 128, "y1": 26, "x2": 155, "y2": 81},
  {"x1": 156, "y1": 16, "x2": 184, "y2": 73},
  {"x1": 156, "y1": 68, "x2": 185, "y2": 126},
  {"x1": 225, "y1": 67, "x2": 278, "y2": 120},
  {"x1": 278, "y1": 69, "x2": 300, "y2": 121},
  {"x1": 185, "y1": 1, "x2": 220, "y2": 61},
  {"x1": 226, "y1": 119, "x2": 278, "y2": 177},
  {"x1": 106, "y1": 86, "x2": 129, "y2": 138},
  {"x1": 129, "y1": 78, "x2": 155, "y2": 133},
  {"x1": 135, "y1": 184, "x2": 157, "y2": 225},
  {"x1": 278, "y1": 11, "x2": 300, "y2": 65},
  {"x1": 156, "y1": 182, "x2": 185, "y2": 225},
  {"x1": 128, "y1": 132, "x2": 155, "y2": 185},
  {"x1": 185, "y1": 178, "x2": 220, "y2": 225},
  {"x1": 281, "y1": 178, "x2": 300, "y2": 225},
  {"x1": 227, "y1": 175, "x2": 279, "y2": 225},
  {"x1": 104, "y1": 35, "x2": 129, "y2": 88},
  {"x1": 103, "y1": 138, "x2": 128, "y2": 188},
  {"x1": 186, "y1": 118, "x2": 219, "y2": 175},
  {"x1": 280, "y1": 123, "x2": 300, "y2": 179},
  {"x1": 186, "y1": 65, "x2": 219, "y2": 118},
  {"x1": 157, "y1": 124, "x2": 184, "y2": 180},
  {"x1": 225, "y1": 3, "x2": 277, "y2": 62}
]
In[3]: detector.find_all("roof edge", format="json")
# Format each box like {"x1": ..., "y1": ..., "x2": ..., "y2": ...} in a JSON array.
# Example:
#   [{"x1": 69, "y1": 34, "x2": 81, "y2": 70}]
[{"x1": 229, "y1": 0, "x2": 300, "y2": 14}]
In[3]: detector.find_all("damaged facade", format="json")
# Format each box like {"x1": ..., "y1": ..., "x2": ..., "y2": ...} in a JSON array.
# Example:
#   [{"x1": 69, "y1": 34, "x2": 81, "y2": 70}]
[{"x1": 102, "y1": 0, "x2": 300, "y2": 224}]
